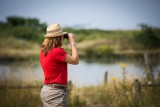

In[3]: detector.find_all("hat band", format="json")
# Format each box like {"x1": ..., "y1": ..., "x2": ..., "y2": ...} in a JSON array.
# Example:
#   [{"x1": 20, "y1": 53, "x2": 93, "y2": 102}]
[
  {"x1": 47, "y1": 31, "x2": 63, "y2": 35},
  {"x1": 47, "y1": 29, "x2": 62, "y2": 34}
]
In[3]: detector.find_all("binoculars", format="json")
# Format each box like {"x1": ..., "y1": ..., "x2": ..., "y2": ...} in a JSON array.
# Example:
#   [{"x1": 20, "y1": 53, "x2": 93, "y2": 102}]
[{"x1": 63, "y1": 33, "x2": 68, "y2": 39}]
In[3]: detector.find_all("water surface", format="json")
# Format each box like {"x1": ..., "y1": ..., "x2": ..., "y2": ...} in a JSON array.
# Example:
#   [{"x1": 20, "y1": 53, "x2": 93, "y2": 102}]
[{"x1": 0, "y1": 60, "x2": 159, "y2": 87}]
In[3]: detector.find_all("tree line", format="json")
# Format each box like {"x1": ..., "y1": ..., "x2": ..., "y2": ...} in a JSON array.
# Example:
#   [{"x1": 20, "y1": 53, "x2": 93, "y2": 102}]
[
  {"x1": 0, "y1": 16, "x2": 47, "y2": 44},
  {"x1": 0, "y1": 16, "x2": 47, "y2": 32},
  {"x1": 0, "y1": 16, "x2": 160, "y2": 49}
]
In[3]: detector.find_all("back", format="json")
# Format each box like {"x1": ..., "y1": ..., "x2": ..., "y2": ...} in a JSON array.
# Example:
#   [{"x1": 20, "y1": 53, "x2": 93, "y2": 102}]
[{"x1": 40, "y1": 47, "x2": 67, "y2": 85}]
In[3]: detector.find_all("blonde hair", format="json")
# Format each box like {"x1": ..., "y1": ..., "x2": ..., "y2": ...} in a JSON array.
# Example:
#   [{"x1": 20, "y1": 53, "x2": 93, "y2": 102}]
[{"x1": 41, "y1": 36, "x2": 62, "y2": 56}]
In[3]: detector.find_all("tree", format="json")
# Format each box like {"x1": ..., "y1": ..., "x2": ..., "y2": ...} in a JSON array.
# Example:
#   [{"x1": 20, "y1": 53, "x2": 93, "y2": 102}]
[
  {"x1": 7, "y1": 16, "x2": 26, "y2": 26},
  {"x1": 26, "y1": 18, "x2": 39, "y2": 30},
  {"x1": 136, "y1": 24, "x2": 160, "y2": 49}
]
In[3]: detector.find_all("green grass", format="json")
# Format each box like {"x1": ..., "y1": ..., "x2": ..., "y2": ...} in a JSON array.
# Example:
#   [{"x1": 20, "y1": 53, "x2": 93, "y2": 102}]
[
  {"x1": 0, "y1": 80, "x2": 159, "y2": 107},
  {"x1": 0, "y1": 88, "x2": 42, "y2": 107},
  {"x1": 1, "y1": 22, "x2": 160, "y2": 60},
  {"x1": 0, "y1": 36, "x2": 34, "y2": 49},
  {"x1": 0, "y1": 79, "x2": 43, "y2": 107},
  {"x1": 69, "y1": 64, "x2": 160, "y2": 107},
  {"x1": 77, "y1": 81, "x2": 160, "y2": 107},
  {"x1": 0, "y1": 65, "x2": 160, "y2": 107}
]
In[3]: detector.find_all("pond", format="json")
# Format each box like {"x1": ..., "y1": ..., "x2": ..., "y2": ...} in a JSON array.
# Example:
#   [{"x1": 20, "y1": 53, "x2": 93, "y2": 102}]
[{"x1": 0, "y1": 59, "x2": 160, "y2": 87}]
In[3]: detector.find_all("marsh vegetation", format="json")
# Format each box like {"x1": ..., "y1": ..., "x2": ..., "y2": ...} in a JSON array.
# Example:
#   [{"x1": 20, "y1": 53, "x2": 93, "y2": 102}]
[{"x1": 0, "y1": 16, "x2": 160, "y2": 107}]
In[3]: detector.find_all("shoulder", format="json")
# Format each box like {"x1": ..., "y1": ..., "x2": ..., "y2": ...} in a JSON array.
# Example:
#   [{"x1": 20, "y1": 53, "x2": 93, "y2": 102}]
[
  {"x1": 51, "y1": 47, "x2": 66, "y2": 55},
  {"x1": 53, "y1": 47, "x2": 65, "y2": 52},
  {"x1": 40, "y1": 51, "x2": 44, "y2": 57}
]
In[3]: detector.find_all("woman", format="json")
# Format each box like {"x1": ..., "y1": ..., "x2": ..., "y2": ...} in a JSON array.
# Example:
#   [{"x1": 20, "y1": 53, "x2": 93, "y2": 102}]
[{"x1": 40, "y1": 24, "x2": 79, "y2": 107}]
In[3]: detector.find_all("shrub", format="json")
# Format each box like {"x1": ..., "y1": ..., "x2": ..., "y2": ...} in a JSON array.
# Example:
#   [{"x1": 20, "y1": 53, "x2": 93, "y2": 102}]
[{"x1": 135, "y1": 24, "x2": 160, "y2": 49}]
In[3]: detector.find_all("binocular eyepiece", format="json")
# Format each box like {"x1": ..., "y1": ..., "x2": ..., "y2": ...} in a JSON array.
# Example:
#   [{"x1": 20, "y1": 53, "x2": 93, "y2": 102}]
[{"x1": 63, "y1": 33, "x2": 68, "y2": 39}]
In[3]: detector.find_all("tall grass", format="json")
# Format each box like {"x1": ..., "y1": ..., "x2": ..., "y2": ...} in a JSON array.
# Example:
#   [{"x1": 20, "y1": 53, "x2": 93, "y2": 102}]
[
  {"x1": 0, "y1": 79, "x2": 43, "y2": 107},
  {"x1": 70, "y1": 64, "x2": 160, "y2": 107},
  {"x1": 0, "y1": 79, "x2": 159, "y2": 107},
  {"x1": 75, "y1": 80, "x2": 160, "y2": 107},
  {"x1": 0, "y1": 88, "x2": 42, "y2": 107},
  {"x1": 0, "y1": 63, "x2": 159, "y2": 107}
]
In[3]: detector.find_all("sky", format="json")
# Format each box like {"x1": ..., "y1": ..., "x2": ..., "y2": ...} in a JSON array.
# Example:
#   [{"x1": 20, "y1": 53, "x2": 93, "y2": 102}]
[{"x1": 0, "y1": 0, "x2": 160, "y2": 30}]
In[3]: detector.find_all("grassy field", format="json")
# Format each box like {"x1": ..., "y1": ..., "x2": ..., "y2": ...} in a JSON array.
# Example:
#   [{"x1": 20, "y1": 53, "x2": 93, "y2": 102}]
[
  {"x1": 0, "y1": 79, "x2": 43, "y2": 107},
  {"x1": 69, "y1": 64, "x2": 160, "y2": 107},
  {"x1": 0, "y1": 88, "x2": 42, "y2": 107},
  {"x1": 0, "y1": 64, "x2": 160, "y2": 107},
  {"x1": 1, "y1": 17, "x2": 160, "y2": 60},
  {"x1": 74, "y1": 81, "x2": 160, "y2": 107},
  {"x1": 1, "y1": 28, "x2": 160, "y2": 61},
  {"x1": 0, "y1": 76, "x2": 160, "y2": 107}
]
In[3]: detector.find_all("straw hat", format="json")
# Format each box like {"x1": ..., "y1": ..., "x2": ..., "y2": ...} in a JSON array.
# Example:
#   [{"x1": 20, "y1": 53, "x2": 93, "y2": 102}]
[{"x1": 44, "y1": 24, "x2": 67, "y2": 37}]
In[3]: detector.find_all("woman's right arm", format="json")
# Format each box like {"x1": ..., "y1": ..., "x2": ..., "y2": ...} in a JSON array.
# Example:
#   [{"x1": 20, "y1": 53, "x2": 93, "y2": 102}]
[{"x1": 65, "y1": 33, "x2": 79, "y2": 65}]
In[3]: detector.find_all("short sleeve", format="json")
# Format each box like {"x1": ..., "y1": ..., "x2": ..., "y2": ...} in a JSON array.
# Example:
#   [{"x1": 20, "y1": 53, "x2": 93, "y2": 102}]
[{"x1": 55, "y1": 48, "x2": 67, "y2": 62}]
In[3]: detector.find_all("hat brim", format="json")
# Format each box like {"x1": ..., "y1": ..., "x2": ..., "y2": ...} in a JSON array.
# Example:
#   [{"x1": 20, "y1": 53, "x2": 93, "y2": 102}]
[{"x1": 44, "y1": 32, "x2": 67, "y2": 38}]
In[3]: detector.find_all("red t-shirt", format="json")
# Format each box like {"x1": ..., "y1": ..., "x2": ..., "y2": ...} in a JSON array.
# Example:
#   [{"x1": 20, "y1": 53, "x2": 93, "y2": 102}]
[{"x1": 40, "y1": 47, "x2": 67, "y2": 85}]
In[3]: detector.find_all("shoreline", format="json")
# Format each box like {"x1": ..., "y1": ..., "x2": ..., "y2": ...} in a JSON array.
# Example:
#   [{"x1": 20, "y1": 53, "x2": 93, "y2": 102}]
[{"x1": 0, "y1": 48, "x2": 160, "y2": 64}]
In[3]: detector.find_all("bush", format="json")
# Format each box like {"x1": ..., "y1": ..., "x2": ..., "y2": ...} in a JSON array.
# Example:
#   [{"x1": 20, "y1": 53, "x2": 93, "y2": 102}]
[
  {"x1": 135, "y1": 24, "x2": 160, "y2": 49},
  {"x1": 85, "y1": 46, "x2": 114, "y2": 57},
  {"x1": 10, "y1": 26, "x2": 43, "y2": 44}
]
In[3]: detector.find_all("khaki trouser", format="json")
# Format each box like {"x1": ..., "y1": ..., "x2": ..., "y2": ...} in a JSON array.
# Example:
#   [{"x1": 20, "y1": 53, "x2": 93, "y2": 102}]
[{"x1": 40, "y1": 85, "x2": 68, "y2": 107}]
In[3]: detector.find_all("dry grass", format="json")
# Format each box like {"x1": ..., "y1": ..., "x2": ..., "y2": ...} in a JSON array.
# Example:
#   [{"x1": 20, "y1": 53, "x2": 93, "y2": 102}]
[{"x1": 70, "y1": 80, "x2": 160, "y2": 107}]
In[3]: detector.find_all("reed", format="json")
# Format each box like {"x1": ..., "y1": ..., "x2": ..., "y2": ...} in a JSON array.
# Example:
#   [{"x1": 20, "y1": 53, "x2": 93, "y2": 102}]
[
  {"x1": 70, "y1": 63, "x2": 160, "y2": 107},
  {"x1": 0, "y1": 82, "x2": 43, "y2": 107}
]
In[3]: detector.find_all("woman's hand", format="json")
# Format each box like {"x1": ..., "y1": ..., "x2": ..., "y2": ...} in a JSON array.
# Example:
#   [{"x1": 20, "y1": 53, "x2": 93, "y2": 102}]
[
  {"x1": 68, "y1": 33, "x2": 75, "y2": 43},
  {"x1": 65, "y1": 33, "x2": 79, "y2": 65}
]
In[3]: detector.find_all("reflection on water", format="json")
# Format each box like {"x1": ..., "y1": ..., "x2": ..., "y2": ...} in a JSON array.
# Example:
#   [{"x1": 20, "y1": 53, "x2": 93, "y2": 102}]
[
  {"x1": 0, "y1": 63, "x2": 43, "y2": 82},
  {"x1": 68, "y1": 60, "x2": 160, "y2": 86},
  {"x1": 0, "y1": 60, "x2": 160, "y2": 87}
]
